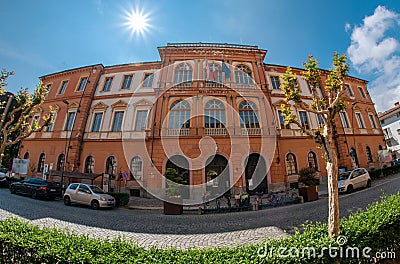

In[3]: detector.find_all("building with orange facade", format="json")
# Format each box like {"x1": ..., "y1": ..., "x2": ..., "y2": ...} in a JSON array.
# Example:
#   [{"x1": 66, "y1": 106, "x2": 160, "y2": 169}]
[{"x1": 20, "y1": 43, "x2": 384, "y2": 201}]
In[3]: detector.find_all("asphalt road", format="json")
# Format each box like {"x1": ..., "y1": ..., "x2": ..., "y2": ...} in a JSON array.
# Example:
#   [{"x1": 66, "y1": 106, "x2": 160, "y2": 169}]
[{"x1": 0, "y1": 173, "x2": 399, "y2": 235}]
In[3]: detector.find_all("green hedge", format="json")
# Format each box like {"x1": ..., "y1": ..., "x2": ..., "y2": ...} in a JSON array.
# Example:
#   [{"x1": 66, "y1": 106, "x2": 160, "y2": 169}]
[
  {"x1": 369, "y1": 164, "x2": 400, "y2": 180},
  {"x1": 0, "y1": 193, "x2": 399, "y2": 263},
  {"x1": 106, "y1": 192, "x2": 129, "y2": 207}
]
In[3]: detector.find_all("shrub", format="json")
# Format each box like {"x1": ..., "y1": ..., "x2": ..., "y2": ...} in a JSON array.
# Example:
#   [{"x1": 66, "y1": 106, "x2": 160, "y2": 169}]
[
  {"x1": 106, "y1": 192, "x2": 129, "y2": 207},
  {"x1": 298, "y1": 167, "x2": 318, "y2": 187},
  {"x1": 0, "y1": 193, "x2": 398, "y2": 263}
]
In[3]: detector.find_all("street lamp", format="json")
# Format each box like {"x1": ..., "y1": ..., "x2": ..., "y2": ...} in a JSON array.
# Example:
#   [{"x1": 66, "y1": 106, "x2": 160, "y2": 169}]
[
  {"x1": 350, "y1": 102, "x2": 360, "y2": 168},
  {"x1": 60, "y1": 100, "x2": 70, "y2": 192}
]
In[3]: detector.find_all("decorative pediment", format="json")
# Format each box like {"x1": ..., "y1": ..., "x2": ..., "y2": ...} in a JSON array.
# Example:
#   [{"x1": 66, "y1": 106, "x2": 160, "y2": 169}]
[
  {"x1": 133, "y1": 98, "x2": 153, "y2": 107},
  {"x1": 272, "y1": 99, "x2": 287, "y2": 107},
  {"x1": 52, "y1": 104, "x2": 61, "y2": 111},
  {"x1": 68, "y1": 102, "x2": 79, "y2": 110},
  {"x1": 111, "y1": 100, "x2": 128, "y2": 109},
  {"x1": 92, "y1": 102, "x2": 109, "y2": 111}
]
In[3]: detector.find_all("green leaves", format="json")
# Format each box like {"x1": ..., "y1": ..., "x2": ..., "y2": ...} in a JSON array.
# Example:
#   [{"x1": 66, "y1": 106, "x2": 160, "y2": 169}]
[{"x1": 280, "y1": 67, "x2": 301, "y2": 103}]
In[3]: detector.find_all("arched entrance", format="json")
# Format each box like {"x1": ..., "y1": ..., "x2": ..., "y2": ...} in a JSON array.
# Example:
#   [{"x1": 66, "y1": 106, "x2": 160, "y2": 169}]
[
  {"x1": 205, "y1": 154, "x2": 230, "y2": 198},
  {"x1": 245, "y1": 153, "x2": 268, "y2": 195},
  {"x1": 165, "y1": 155, "x2": 190, "y2": 199}
]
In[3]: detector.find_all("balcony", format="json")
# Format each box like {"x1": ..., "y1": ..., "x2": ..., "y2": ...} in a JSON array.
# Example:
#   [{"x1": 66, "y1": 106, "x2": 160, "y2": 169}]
[
  {"x1": 166, "y1": 128, "x2": 190, "y2": 136},
  {"x1": 241, "y1": 127, "x2": 262, "y2": 135},
  {"x1": 204, "y1": 128, "x2": 227, "y2": 136}
]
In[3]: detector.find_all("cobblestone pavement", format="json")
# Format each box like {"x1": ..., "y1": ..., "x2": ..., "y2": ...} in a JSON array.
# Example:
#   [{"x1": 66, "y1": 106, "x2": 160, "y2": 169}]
[{"x1": 0, "y1": 208, "x2": 287, "y2": 249}]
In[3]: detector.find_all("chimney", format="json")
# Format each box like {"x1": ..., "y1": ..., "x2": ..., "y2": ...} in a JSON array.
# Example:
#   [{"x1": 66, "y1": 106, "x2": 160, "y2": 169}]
[{"x1": 395, "y1": 102, "x2": 400, "y2": 106}]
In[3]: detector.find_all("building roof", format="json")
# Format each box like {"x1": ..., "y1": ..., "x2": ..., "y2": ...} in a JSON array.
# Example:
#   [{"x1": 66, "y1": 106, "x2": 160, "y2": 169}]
[{"x1": 378, "y1": 103, "x2": 400, "y2": 119}]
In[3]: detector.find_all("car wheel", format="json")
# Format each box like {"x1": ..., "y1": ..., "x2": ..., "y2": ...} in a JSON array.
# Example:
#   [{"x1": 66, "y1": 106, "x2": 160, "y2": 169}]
[
  {"x1": 366, "y1": 179, "x2": 371, "y2": 188},
  {"x1": 91, "y1": 200, "x2": 100, "y2": 210},
  {"x1": 347, "y1": 185, "x2": 353, "y2": 193},
  {"x1": 32, "y1": 191, "x2": 37, "y2": 199},
  {"x1": 10, "y1": 186, "x2": 15, "y2": 194},
  {"x1": 64, "y1": 196, "x2": 71, "y2": 206}
]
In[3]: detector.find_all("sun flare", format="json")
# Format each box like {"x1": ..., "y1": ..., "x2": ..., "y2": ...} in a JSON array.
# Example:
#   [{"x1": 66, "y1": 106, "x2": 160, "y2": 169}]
[{"x1": 122, "y1": 7, "x2": 152, "y2": 38}]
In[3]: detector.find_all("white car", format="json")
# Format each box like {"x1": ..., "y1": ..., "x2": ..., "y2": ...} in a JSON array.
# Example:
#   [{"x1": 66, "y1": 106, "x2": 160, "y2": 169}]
[
  {"x1": 338, "y1": 168, "x2": 371, "y2": 193},
  {"x1": 63, "y1": 183, "x2": 115, "y2": 209}
]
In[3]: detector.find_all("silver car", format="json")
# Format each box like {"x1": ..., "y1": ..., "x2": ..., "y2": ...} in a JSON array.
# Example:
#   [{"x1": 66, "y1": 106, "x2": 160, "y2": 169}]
[
  {"x1": 338, "y1": 168, "x2": 371, "y2": 193},
  {"x1": 63, "y1": 183, "x2": 115, "y2": 209}
]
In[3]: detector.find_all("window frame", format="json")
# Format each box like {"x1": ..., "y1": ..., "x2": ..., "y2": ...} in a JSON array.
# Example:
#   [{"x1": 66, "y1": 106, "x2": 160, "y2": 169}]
[
  {"x1": 111, "y1": 110, "x2": 124, "y2": 132},
  {"x1": 286, "y1": 153, "x2": 298, "y2": 175},
  {"x1": 358, "y1": 87, "x2": 366, "y2": 98},
  {"x1": 239, "y1": 101, "x2": 260, "y2": 128},
  {"x1": 307, "y1": 151, "x2": 318, "y2": 171},
  {"x1": 298, "y1": 111, "x2": 310, "y2": 130},
  {"x1": 277, "y1": 110, "x2": 290, "y2": 129},
  {"x1": 142, "y1": 73, "x2": 154, "y2": 88},
  {"x1": 130, "y1": 156, "x2": 143, "y2": 180},
  {"x1": 270, "y1": 76, "x2": 281, "y2": 90},
  {"x1": 234, "y1": 65, "x2": 253, "y2": 85},
  {"x1": 121, "y1": 74, "x2": 133, "y2": 90},
  {"x1": 102, "y1": 77, "x2": 113, "y2": 92},
  {"x1": 134, "y1": 110, "x2": 148, "y2": 131},
  {"x1": 355, "y1": 112, "x2": 366, "y2": 129},
  {"x1": 344, "y1": 84, "x2": 354, "y2": 97},
  {"x1": 169, "y1": 101, "x2": 190, "y2": 129},
  {"x1": 368, "y1": 114, "x2": 377, "y2": 129},
  {"x1": 204, "y1": 100, "x2": 226, "y2": 129},
  {"x1": 174, "y1": 63, "x2": 193, "y2": 84},
  {"x1": 64, "y1": 111, "x2": 77, "y2": 131},
  {"x1": 339, "y1": 111, "x2": 351, "y2": 128},
  {"x1": 84, "y1": 156, "x2": 95, "y2": 174},
  {"x1": 76, "y1": 77, "x2": 88, "y2": 92},
  {"x1": 37, "y1": 153, "x2": 45, "y2": 172},
  {"x1": 91, "y1": 112, "x2": 104, "y2": 132},
  {"x1": 58, "y1": 80, "x2": 69, "y2": 95}
]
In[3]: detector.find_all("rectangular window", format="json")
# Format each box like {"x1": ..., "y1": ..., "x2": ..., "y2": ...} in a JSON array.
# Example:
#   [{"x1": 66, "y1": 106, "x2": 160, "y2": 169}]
[
  {"x1": 77, "y1": 77, "x2": 88, "y2": 91},
  {"x1": 45, "y1": 84, "x2": 52, "y2": 96},
  {"x1": 345, "y1": 84, "x2": 354, "y2": 97},
  {"x1": 143, "y1": 73, "x2": 154, "y2": 88},
  {"x1": 112, "y1": 111, "x2": 124, "y2": 132},
  {"x1": 368, "y1": 114, "x2": 377, "y2": 129},
  {"x1": 299, "y1": 111, "x2": 310, "y2": 129},
  {"x1": 358, "y1": 87, "x2": 366, "y2": 98},
  {"x1": 277, "y1": 110, "x2": 290, "y2": 129},
  {"x1": 91, "y1": 113, "x2": 103, "y2": 132},
  {"x1": 355, "y1": 112, "x2": 365, "y2": 128},
  {"x1": 122, "y1": 75, "x2": 133, "y2": 89},
  {"x1": 135, "y1": 110, "x2": 148, "y2": 131},
  {"x1": 58, "y1": 81, "x2": 68, "y2": 94},
  {"x1": 317, "y1": 114, "x2": 325, "y2": 126},
  {"x1": 270, "y1": 76, "x2": 280, "y2": 90},
  {"x1": 45, "y1": 113, "x2": 56, "y2": 132},
  {"x1": 31, "y1": 115, "x2": 40, "y2": 129},
  {"x1": 102, "y1": 77, "x2": 113, "y2": 92},
  {"x1": 339, "y1": 112, "x2": 350, "y2": 128},
  {"x1": 307, "y1": 82, "x2": 313, "y2": 93},
  {"x1": 64, "y1": 112, "x2": 76, "y2": 131}
]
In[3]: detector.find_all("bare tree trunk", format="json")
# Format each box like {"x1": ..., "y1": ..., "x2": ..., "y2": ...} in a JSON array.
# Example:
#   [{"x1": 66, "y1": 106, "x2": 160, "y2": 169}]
[{"x1": 326, "y1": 133, "x2": 340, "y2": 237}]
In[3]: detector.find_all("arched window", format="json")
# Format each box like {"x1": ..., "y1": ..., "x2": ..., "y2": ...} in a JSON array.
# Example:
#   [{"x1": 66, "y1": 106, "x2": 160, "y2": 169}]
[
  {"x1": 235, "y1": 65, "x2": 252, "y2": 84},
  {"x1": 206, "y1": 62, "x2": 222, "y2": 83},
  {"x1": 350, "y1": 147, "x2": 359, "y2": 168},
  {"x1": 23, "y1": 152, "x2": 29, "y2": 159},
  {"x1": 169, "y1": 100, "x2": 190, "y2": 129},
  {"x1": 37, "y1": 153, "x2": 45, "y2": 172},
  {"x1": 286, "y1": 153, "x2": 297, "y2": 175},
  {"x1": 131, "y1": 156, "x2": 142, "y2": 180},
  {"x1": 366, "y1": 146, "x2": 373, "y2": 163},
  {"x1": 57, "y1": 153, "x2": 65, "y2": 171},
  {"x1": 105, "y1": 156, "x2": 116, "y2": 178},
  {"x1": 174, "y1": 63, "x2": 192, "y2": 84},
  {"x1": 239, "y1": 101, "x2": 259, "y2": 128},
  {"x1": 205, "y1": 100, "x2": 225, "y2": 128},
  {"x1": 307, "y1": 151, "x2": 318, "y2": 170},
  {"x1": 84, "y1": 156, "x2": 95, "y2": 174}
]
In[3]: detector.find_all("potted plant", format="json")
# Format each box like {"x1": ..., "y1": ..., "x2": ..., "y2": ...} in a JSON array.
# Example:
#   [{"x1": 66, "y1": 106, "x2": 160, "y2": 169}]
[
  {"x1": 298, "y1": 167, "x2": 319, "y2": 202},
  {"x1": 163, "y1": 168, "x2": 184, "y2": 215}
]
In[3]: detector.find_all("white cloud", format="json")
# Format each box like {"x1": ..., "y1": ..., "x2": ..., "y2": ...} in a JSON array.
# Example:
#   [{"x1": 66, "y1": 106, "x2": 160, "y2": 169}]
[
  {"x1": 344, "y1": 22, "x2": 351, "y2": 32},
  {"x1": 347, "y1": 6, "x2": 400, "y2": 112}
]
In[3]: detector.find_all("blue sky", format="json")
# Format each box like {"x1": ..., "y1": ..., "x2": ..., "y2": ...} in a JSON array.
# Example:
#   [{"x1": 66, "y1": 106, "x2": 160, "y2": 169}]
[{"x1": 1, "y1": 0, "x2": 400, "y2": 112}]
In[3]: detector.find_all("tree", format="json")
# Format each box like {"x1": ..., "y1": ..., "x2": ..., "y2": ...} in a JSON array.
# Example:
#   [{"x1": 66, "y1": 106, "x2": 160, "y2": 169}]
[
  {"x1": 279, "y1": 53, "x2": 349, "y2": 238},
  {"x1": 0, "y1": 69, "x2": 54, "y2": 163}
]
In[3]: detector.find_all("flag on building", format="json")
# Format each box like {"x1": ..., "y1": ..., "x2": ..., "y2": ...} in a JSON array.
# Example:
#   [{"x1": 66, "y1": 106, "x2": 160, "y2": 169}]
[
  {"x1": 204, "y1": 59, "x2": 210, "y2": 80},
  {"x1": 222, "y1": 60, "x2": 231, "y2": 78}
]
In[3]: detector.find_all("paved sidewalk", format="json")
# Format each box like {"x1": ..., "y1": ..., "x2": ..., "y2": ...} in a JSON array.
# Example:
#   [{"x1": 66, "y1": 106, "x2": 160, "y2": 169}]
[{"x1": 0, "y1": 208, "x2": 287, "y2": 250}]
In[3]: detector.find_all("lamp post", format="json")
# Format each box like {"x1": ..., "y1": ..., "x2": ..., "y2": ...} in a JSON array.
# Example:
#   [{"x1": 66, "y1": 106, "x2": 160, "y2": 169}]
[
  {"x1": 350, "y1": 102, "x2": 359, "y2": 168},
  {"x1": 61, "y1": 100, "x2": 70, "y2": 192}
]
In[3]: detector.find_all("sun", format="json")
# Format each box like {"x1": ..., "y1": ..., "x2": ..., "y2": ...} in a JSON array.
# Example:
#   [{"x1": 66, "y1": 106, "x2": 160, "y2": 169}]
[{"x1": 122, "y1": 7, "x2": 152, "y2": 38}]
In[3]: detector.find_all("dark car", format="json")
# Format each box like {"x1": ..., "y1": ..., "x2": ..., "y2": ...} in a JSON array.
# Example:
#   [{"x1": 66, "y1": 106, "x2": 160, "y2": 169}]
[
  {"x1": 10, "y1": 178, "x2": 61, "y2": 200},
  {"x1": 0, "y1": 172, "x2": 9, "y2": 188}
]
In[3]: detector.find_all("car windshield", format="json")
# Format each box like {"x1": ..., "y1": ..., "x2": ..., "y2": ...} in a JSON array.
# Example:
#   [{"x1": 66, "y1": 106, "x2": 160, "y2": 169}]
[
  {"x1": 339, "y1": 172, "x2": 351, "y2": 181},
  {"x1": 90, "y1": 185, "x2": 105, "y2": 194}
]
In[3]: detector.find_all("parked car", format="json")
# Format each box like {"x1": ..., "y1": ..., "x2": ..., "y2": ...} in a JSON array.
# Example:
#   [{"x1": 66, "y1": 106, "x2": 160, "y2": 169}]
[
  {"x1": 63, "y1": 183, "x2": 115, "y2": 209},
  {"x1": 0, "y1": 172, "x2": 9, "y2": 188},
  {"x1": 338, "y1": 168, "x2": 371, "y2": 193},
  {"x1": 9, "y1": 178, "x2": 62, "y2": 200}
]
